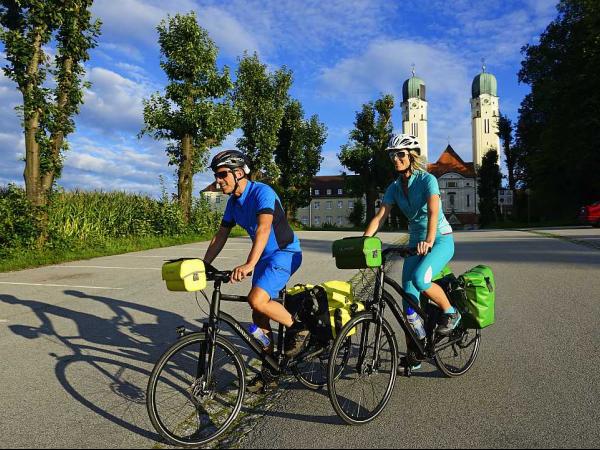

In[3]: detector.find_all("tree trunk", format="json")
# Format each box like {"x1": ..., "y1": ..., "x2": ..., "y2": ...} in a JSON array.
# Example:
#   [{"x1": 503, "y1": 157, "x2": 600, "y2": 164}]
[
  {"x1": 179, "y1": 134, "x2": 193, "y2": 224},
  {"x1": 365, "y1": 180, "x2": 377, "y2": 223}
]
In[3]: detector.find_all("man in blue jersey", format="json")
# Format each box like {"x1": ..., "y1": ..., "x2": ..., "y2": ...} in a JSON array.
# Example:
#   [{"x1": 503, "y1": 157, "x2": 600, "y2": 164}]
[{"x1": 204, "y1": 150, "x2": 307, "y2": 391}]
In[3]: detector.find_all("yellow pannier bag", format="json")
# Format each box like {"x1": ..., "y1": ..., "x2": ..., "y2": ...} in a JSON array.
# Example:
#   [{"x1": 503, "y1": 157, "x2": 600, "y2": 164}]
[
  {"x1": 321, "y1": 281, "x2": 365, "y2": 338},
  {"x1": 161, "y1": 258, "x2": 207, "y2": 292}
]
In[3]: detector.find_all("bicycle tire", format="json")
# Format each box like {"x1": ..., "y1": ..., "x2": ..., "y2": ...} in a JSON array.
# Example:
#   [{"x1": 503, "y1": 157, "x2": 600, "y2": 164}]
[
  {"x1": 293, "y1": 336, "x2": 352, "y2": 390},
  {"x1": 434, "y1": 327, "x2": 481, "y2": 377},
  {"x1": 327, "y1": 313, "x2": 398, "y2": 425},
  {"x1": 147, "y1": 332, "x2": 246, "y2": 447}
]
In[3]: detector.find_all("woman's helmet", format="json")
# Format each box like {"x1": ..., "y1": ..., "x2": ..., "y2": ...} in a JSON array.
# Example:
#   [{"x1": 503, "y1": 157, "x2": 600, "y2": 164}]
[
  {"x1": 386, "y1": 134, "x2": 421, "y2": 155},
  {"x1": 210, "y1": 150, "x2": 251, "y2": 175}
]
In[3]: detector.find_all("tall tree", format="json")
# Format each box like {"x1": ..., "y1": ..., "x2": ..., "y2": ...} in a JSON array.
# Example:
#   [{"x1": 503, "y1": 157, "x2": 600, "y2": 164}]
[
  {"x1": 477, "y1": 150, "x2": 502, "y2": 227},
  {"x1": 517, "y1": 0, "x2": 600, "y2": 218},
  {"x1": 0, "y1": 0, "x2": 101, "y2": 241},
  {"x1": 140, "y1": 12, "x2": 237, "y2": 223},
  {"x1": 233, "y1": 52, "x2": 292, "y2": 182},
  {"x1": 274, "y1": 99, "x2": 326, "y2": 219},
  {"x1": 338, "y1": 94, "x2": 395, "y2": 222},
  {"x1": 498, "y1": 113, "x2": 517, "y2": 190}
]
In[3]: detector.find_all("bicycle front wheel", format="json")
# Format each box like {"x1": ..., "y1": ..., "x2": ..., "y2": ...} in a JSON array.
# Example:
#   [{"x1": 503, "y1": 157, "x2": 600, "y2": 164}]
[
  {"x1": 293, "y1": 336, "x2": 352, "y2": 390},
  {"x1": 434, "y1": 327, "x2": 481, "y2": 377},
  {"x1": 147, "y1": 333, "x2": 245, "y2": 448},
  {"x1": 327, "y1": 313, "x2": 398, "y2": 425}
]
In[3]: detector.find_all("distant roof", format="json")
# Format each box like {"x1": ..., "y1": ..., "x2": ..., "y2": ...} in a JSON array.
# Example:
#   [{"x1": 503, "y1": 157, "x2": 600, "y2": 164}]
[
  {"x1": 201, "y1": 181, "x2": 222, "y2": 193},
  {"x1": 428, "y1": 145, "x2": 476, "y2": 178},
  {"x1": 311, "y1": 175, "x2": 357, "y2": 197}
]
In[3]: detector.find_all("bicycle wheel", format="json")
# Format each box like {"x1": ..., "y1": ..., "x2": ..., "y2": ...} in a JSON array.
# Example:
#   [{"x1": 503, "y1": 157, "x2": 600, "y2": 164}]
[
  {"x1": 147, "y1": 333, "x2": 245, "y2": 447},
  {"x1": 434, "y1": 327, "x2": 481, "y2": 377},
  {"x1": 293, "y1": 336, "x2": 352, "y2": 390},
  {"x1": 327, "y1": 313, "x2": 398, "y2": 425}
]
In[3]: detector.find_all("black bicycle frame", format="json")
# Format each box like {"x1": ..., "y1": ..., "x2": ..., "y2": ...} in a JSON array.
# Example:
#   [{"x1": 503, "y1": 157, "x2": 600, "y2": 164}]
[{"x1": 197, "y1": 277, "x2": 285, "y2": 380}]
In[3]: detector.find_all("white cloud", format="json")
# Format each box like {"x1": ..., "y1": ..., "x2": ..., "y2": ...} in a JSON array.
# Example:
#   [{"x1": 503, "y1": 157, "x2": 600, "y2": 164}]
[
  {"x1": 318, "y1": 39, "x2": 474, "y2": 160},
  {"x1": 79, "y1": 67, "x2": 155, "y2": 133}
]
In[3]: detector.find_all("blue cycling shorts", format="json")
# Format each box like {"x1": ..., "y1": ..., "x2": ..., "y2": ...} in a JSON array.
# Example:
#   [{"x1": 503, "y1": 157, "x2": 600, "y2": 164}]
[{"x1": 252, "y1": 251, "x2": 302, "y2": 299}]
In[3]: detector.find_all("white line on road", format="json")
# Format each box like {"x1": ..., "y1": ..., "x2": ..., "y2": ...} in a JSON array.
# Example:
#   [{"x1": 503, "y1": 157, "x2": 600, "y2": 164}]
[
  {"x1": 0, "y1": 282, "x2": 123, "y2": 290},
  {"x1": 131, "y1": 256, "x2": 235, "y2": 259},
  {"x1": 56, "y1": 265, "x2": 160, "y2": 270}
]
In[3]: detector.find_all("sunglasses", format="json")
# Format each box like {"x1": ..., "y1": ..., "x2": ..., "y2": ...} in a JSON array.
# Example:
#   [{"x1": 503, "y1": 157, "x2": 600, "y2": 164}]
[
  {"x1": 214, "y1": 170, "x2": 231, "y2": 180},
  {"x1": 389, "y1": 150, "x2": 409, "y2": 161}
]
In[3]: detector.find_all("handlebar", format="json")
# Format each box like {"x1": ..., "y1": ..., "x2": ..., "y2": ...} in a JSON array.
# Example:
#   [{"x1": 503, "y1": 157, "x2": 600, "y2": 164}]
[
  {"x1": 382, "y1": 246, "x2": 431, "y2": 259},
  {"x1": 203, "y1": 260, "x2": 253, "y2": 283}
]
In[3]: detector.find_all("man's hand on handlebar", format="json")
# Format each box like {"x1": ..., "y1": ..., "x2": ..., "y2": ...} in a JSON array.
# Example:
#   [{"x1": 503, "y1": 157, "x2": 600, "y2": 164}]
[
  {"x1": 416, "y1": 240, "x2": 433, "y2": 256},
  {"x1": 230, "y1": 263, "x2": 254, "y2": 283}
]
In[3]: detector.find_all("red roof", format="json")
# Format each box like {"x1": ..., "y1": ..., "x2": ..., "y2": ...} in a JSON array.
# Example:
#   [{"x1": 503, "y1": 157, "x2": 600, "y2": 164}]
[
  {"x1": 428, "y1": 145, "x2": 476, "y2": 178},
  {"x1": 201, "y1": 181, "x2": 222, "y2": 193}
]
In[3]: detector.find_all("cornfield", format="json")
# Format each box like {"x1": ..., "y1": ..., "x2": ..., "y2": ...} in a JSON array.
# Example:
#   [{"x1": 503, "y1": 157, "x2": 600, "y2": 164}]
[{"x1": 0, "y1": 184, "x2": 223, "y2": 256}]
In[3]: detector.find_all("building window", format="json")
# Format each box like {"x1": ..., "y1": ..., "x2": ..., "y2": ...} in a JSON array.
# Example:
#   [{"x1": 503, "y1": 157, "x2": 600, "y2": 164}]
[
  {"x1": 215, "y1": 196, "x2": 221, "y2": 204},
  {"x1": 301, "y1": 216, "x2": 308, "y2": 225},
  {"x1": 447, "y1": 182, "x2": 457, "y2": 188},
  {"x1": 326, "y1": 201, "x2": 332, "y2": 210},
  {"x1": 448, "y1": 193, "x2": 456, "y2": 208},
  {"x1": 314, "y1": 189, "x2": 320, "y2": 196},
  {"x1": 337, "y1": 216, "x2": 343, "y2": 225},
  {"x1": 338, "y1": 188, "x2": 343, "y2": 195},
  {"x1": 326, "y1": 216, "x2": 333, "y2": 224},
  {"x1": 348, "y1": 200, "x2": 354, "y2": 210},
  {"x1": 337, "y1": 200, "x2": 343, "y2": 209},
  {"x1": 467, "y1": 195, "x2": 470, "y2": 208},
  {"x1": 327, "y1": 189, "x2": 332, "y2": 195},
  {"x1": 314, "y1": 201, "x2": 320, "y2": 210},
  {"x1": 314, "y1": 216, "x2": 320, "y2": 225}
]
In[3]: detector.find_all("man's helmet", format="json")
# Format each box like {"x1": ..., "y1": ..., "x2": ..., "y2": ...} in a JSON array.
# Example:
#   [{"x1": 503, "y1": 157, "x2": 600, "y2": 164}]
[
  {"x1": 386, "y1": 134, "x2": 421, "y2": 155},
  {"x1": 210, "y1": 150, "x2": 250, "y2": 175}
]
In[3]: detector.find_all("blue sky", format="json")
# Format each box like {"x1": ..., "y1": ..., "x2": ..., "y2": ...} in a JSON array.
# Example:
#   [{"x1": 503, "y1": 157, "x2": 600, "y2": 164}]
[{"x1": 0, "y1": 0, "x2": 558, "y2": 197}]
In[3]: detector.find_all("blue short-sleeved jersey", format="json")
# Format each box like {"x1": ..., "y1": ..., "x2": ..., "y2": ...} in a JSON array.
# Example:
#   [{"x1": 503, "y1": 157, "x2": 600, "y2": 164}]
[
  {"x1": 221, "y1": 181, "x2": 301, "y2": 260},
  {"x1": 383, "y1": 171, "x2": 452, "y2": 243}
]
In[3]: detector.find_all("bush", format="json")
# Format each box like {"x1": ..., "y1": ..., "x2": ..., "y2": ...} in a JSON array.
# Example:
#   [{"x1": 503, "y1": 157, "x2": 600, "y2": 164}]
[{"x1": 0, "y1": 185, "x2": 38, "y2": 255}]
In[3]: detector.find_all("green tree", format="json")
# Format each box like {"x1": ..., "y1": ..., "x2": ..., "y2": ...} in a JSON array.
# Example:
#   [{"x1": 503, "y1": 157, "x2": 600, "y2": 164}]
[
  {"x1": 274, "y1": 99, "x2": 326, "y2": 219},
  {"x1": 0, "y1": 0, "x2": 101, "y2": 242},
  {"x1": 517, "y1": 0, "x2": 600, "y2": 218},
  {"x1": 348, "y1": 198, "x2": 365, "y2": 228},
  {"x1": 338, "y1": 94, "x2": 395, "y2": 222},
  {"x1": 477, "y1": 150, "x2": 502, "y2": 227},
  {"x1": 140, "y1": 12, "x2": 237, "y2": 223},
  {"x1": 233, "y1": 52, "x2": 292, "y2": 182}
]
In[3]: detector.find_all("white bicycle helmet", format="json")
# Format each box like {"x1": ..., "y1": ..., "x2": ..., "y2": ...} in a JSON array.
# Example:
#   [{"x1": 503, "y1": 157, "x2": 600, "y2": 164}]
[{"x1": 386, "y1": 134, "x2": 421, "y2": 155}]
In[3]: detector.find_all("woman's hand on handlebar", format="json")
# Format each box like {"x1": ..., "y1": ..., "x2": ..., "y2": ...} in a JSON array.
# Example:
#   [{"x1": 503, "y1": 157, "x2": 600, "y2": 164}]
[
  {"x1": 416, "y1": 240, "x2": 433, "y2": 256},
  {"x1": 230, "y1": 263, "x2": 254, "y2": 283}
]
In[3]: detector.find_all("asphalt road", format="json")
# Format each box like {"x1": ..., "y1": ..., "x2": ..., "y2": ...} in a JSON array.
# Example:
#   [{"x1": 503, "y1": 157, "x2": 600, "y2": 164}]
[{"x1": 0, "y1": 228, "x2": 599, "y2": 448}]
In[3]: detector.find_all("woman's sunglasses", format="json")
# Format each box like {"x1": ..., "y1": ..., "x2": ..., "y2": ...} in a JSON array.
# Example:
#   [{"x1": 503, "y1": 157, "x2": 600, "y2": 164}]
[
  {"x1": 214, "y1": 170, "x2": 231, "y2": 180},
  {"x1": 389, "y1": 150, "x2": 409, "y2": 161}
]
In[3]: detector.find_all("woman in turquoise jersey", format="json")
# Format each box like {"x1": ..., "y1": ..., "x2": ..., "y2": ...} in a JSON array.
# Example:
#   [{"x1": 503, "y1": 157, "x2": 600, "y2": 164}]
[{"x1": 363, "y1": 134, "x2": 460, "y2": 370}]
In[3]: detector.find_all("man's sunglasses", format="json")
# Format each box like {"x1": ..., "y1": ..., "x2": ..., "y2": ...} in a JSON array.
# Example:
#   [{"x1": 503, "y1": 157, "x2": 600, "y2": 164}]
[
  {"x1": 214, "y1": 170, "x2": 231, "y2": 180},
  {"x1": 389, "y1": 150, "x2": 409, "y2": 161}
]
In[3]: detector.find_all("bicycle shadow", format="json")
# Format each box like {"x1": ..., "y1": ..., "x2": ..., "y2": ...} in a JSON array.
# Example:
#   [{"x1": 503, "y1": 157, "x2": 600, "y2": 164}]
[{"x1": 0, "y1": 291, "x2": 202, "y2": 443}]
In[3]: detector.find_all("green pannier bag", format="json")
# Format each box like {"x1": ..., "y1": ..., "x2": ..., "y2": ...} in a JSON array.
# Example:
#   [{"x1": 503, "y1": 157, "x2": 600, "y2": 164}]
[
  {"x1": 332, "y1": 236, "x2": 382, "y2": 269},
  {"x1": 457, "y1": 265, "x2": 496, "y2": 329}
]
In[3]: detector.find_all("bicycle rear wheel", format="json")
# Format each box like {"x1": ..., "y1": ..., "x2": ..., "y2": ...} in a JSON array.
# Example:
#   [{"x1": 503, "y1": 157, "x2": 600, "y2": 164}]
[
  {"x1": 327, "y1": 313, "x2": 398, "y2": 425},
  {"x1": 147, "y1": 333, "x2": 245, "y2": 447},
  {"x1": 434, "y1": 327, "x2": 481, "y2": 377},
  {"x1": 293, "y1": 336, "x2": 352, "y2": 390}
]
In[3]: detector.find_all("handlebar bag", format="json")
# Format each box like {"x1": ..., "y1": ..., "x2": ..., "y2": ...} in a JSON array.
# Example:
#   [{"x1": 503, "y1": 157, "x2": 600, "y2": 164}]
[
  {"x1": 457, "y1": 265, "x2": 496, "y2": 328},
  {"x1": 332, "y1": 236, "x2": 382, "y2": 269},
  {"x1": 161, "y1": 258, "x2": 207, "y2": 292}
]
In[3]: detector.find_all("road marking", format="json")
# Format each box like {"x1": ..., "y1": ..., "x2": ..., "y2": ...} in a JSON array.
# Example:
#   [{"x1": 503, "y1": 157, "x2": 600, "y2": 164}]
[
  {"x1": 0, "y1": 320, "x2": 8, "y2": 323},
  {"x1": 56, "y1": 265, "x2": 160, "y2": 270},
  {"x1": 0, "y1": 282, "x2": 123, "y2": 290},
  {"x1": 132, "y1": 256, "x2": 234, "y2": 259}
]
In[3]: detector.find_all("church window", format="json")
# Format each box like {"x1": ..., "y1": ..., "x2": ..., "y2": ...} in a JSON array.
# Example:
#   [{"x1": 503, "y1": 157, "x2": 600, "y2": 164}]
[
  {"x1": 447, "y1": 182, "x2": 457, "y2": 188},
  {"x1": 467, "y1": 195, "x2": 470, "y2": 207}
]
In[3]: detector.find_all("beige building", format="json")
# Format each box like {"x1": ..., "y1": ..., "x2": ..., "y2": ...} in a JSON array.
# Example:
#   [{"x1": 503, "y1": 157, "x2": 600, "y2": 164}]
[
  {"x1": 200, "y1": 181, "x2": 228, "y2": 214},
  {"x1": 295, "y1": 176, "x2": 361, "y2": 228}
]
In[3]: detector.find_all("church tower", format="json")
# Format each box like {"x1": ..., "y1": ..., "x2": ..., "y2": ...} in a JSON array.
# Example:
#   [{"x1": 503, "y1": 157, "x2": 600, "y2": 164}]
[
  {"x1": 471, "y1": 63, "x2": 500, "y2": 168},
  {"x1": 401, "y1": 68, "x2": 428, "y2": 160}
]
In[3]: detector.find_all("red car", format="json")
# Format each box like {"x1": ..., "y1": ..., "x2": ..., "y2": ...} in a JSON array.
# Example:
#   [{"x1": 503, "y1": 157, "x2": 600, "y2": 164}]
[{"x1": 579, "y1": 201, "x2": 600, "y2": 227}]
